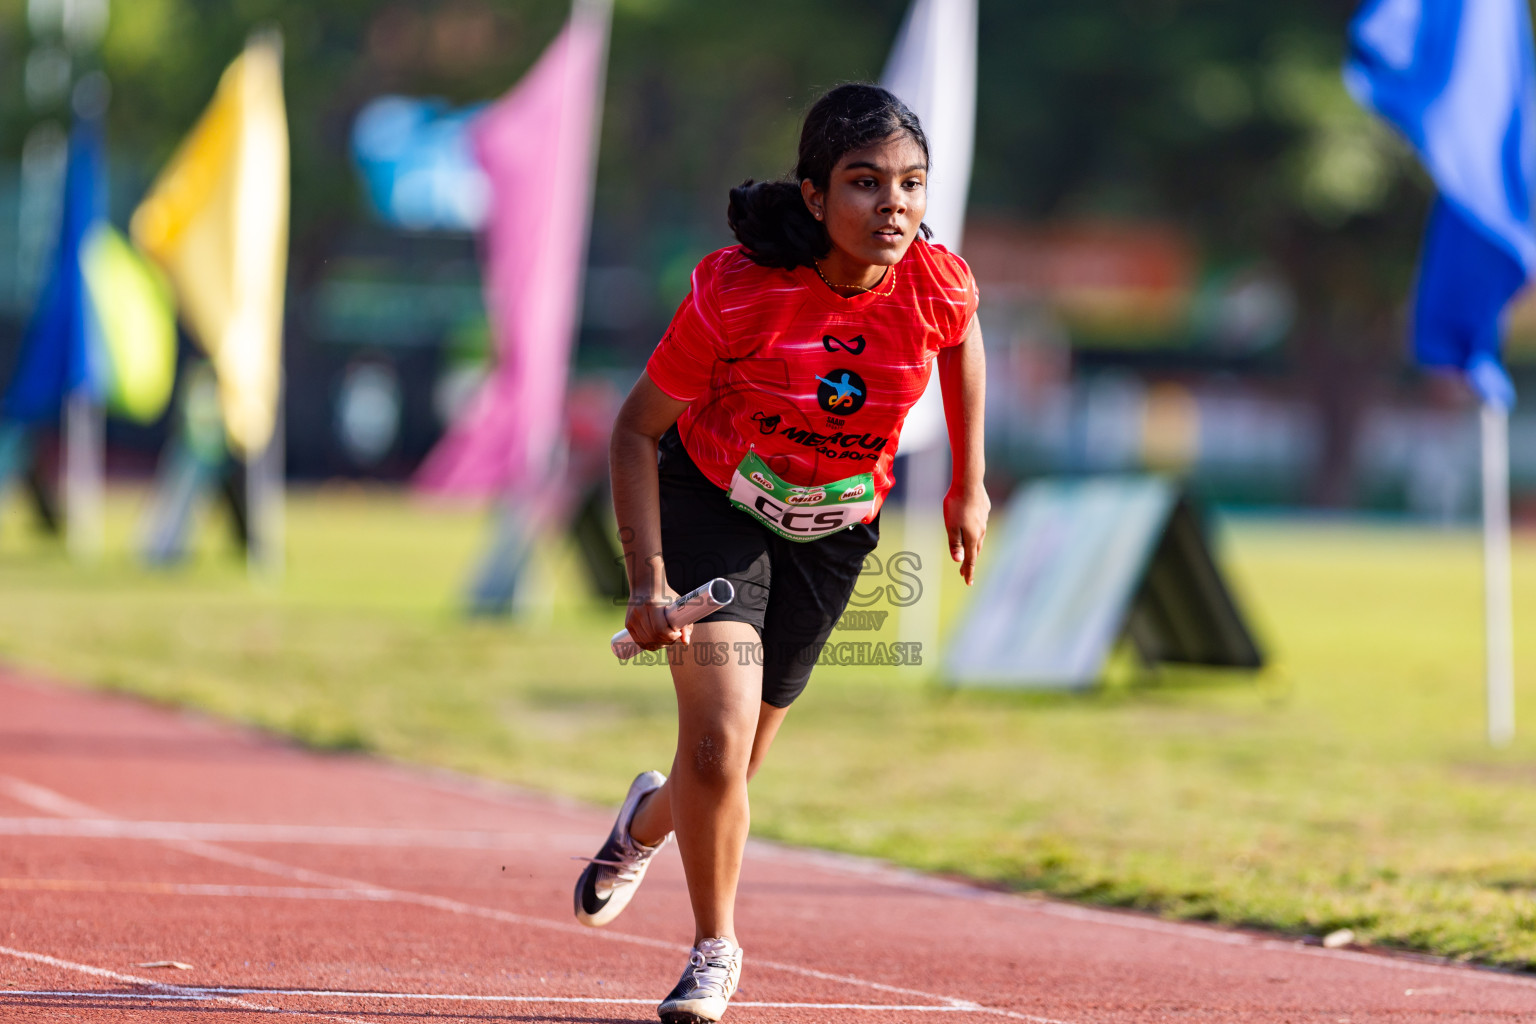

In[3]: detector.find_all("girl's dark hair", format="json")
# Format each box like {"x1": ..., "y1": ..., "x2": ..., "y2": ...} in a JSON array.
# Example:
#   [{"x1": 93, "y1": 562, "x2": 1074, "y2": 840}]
[{"x1": 728, "y1": 83, "x2": 931, "y2": 269}]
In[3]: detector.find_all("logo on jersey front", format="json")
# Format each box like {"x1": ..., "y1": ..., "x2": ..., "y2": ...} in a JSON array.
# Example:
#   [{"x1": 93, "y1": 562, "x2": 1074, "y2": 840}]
[
  {"x1": 749, "y1": 471, "x2": 775, "y2": 491},
  {"x1": 823, "y1": 334, "x2": 866, "y2": 355},
  {"x1": 816, "y1": 369, "x2": 867, "y2": 414},
  {"x1": 839, "y1": 482, "x2": 868, "y2": 501},
  {"x1": 785, "y1": 488, "x2": 827, "y2": 506},
  {"x1": 746, "y1": 409, "x2": 888, "y2": 459}
]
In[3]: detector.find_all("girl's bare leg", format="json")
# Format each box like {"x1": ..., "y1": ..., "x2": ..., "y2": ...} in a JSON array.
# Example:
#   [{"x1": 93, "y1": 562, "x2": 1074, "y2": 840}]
[{"x1": 625, "y1": 621, "x2": 784, "y2": 946}]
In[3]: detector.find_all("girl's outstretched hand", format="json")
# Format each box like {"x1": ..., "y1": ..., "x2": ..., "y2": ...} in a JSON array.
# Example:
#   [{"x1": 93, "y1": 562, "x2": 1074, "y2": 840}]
[{"x1": 943, "y1": 483, "x2": 989, "y2": 586}]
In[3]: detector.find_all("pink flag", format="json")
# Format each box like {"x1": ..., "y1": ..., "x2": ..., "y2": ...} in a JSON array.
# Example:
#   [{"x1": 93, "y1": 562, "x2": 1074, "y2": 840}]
[{"x1": 414, "y1": 0, "x2": 610, "y2": 497}]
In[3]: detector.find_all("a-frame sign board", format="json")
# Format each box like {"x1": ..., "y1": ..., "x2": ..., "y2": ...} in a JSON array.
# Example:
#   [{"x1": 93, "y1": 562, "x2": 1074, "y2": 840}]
[{"x1": 944, "y1": 476, "x2": 1262, "y2": 689}]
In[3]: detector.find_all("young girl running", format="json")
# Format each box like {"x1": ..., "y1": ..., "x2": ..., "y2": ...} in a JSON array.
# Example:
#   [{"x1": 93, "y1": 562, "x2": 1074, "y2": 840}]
[{"x1": 574, "y1": 82, "x2": 988, "y2": 1024}]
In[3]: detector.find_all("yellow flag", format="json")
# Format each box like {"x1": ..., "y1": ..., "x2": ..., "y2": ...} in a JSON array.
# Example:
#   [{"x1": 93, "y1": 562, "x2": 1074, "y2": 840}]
[{"x1": 131, "y1": 38, "x2": 288, "y2": 456}]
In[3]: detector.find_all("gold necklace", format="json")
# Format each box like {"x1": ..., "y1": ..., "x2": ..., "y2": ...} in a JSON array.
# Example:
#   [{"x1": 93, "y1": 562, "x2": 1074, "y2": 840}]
[{"x1": 813, "y1": 261, "x2": 893, "y2": 296}]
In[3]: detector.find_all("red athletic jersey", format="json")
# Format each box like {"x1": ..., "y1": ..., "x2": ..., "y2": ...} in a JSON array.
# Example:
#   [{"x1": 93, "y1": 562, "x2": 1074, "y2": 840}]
[{"x1": 645, "y1": 238, "x2": 978, "y2": 513}]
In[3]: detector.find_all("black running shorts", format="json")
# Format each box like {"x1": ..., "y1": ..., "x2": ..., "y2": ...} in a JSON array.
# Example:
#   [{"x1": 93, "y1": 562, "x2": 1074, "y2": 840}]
[{"x1": 657, "y1": 426, "x2": 880, "y2": 707}]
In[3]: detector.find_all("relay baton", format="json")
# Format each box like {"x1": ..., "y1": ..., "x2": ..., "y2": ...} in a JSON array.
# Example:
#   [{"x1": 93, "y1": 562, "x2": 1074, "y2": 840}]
[{"x1": 610, "y1": 578, "x2": 735, "y2": 660}]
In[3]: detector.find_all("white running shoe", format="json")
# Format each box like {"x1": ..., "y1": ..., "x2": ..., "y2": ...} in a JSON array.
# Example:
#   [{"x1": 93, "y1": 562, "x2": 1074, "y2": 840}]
[
  {"x1": 573, "y1": 770, "x2": 671, "y2": 927},
  {"x1": 657, "y1": 937, "x2": 744, "y2": 1023}
]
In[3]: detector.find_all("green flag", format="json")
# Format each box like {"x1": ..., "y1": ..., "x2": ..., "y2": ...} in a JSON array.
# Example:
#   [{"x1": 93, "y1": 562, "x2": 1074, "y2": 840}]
[{"x1": 80, "y1": 225, "x2": 176, "y2": 424}]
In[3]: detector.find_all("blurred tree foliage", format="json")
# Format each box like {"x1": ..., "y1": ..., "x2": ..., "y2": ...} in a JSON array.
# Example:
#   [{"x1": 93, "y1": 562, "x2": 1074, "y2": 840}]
[
  {"x1": 0, "y1": 0, "x2": 1461, "y2": 500},
  {"x1": 974, "y1": 0, "x2": 1431, "y2": 501},
  {"x1": 0, "y1": 0, "x2": 901, "y2": 279}
]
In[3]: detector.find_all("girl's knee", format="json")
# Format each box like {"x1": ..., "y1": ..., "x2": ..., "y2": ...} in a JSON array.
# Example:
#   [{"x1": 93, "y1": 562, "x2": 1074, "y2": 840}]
[{"x1": 681, "y1": 731, "x2": 751, "y2": 788}]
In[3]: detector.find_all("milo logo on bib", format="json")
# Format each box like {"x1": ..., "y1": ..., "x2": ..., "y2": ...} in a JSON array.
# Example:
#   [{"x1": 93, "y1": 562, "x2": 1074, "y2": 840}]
[{"x1": 728, "y1": 449, "x2": 877, "y2": 542}]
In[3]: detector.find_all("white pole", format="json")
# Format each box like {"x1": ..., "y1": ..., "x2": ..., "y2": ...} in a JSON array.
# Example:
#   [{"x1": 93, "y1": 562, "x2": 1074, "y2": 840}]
[
  {"x1": 63, "y1": 387, "x2": 103, "y2": 561},
  {"x1": 1481, "y1": 402, "x2": 1515, "y2": 747},
  {"x1": 246, "y1": 381, "x2": 285, "y2": 581},
  {"x1": 899, "y1": 445, "x2": 949, "y2": 673}
]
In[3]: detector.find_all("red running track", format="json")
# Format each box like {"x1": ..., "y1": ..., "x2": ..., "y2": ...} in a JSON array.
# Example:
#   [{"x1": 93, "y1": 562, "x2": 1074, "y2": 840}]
[{"x1": 0, "y1": 671, "x2": 1532, "y2": 1023}]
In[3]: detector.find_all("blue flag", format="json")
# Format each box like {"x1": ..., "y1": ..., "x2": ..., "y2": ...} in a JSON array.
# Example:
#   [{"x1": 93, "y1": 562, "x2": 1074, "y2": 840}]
[
  {"x1": 1345, "y1": 0, "x2": 1536, "y2": 409},
  {"x1": 3, "y1": 120, "x2": 109, "y2": 423}
]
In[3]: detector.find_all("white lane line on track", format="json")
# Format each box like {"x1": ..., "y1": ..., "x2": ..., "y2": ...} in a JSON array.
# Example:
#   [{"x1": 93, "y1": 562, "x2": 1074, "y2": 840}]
[
  {"x1": 749, "y1": 841, "x2": 1536, "y2": 993},
  {"x1": 0, "y1": 946, "x2": 376, "y2": 1024},
  {"x1": 21, "y1": 745, "x2": 1503, "y2": 1003},
  {"x1": 1, "y1": 992, "x2": 215, "y2": 1001},
  {"x1": 0, "y1": 777, "x2": 100, "y2": 818},
  {"x1": 0, "y1": 816, "x2": 592, "y2": 849},
  {"x1": 0, "y1": 988, "x2": 1025, "y2": 1013},
  {"x1": 0, "y1": 879, "x2": 1069, "y2": 1022},
  {"x1": 0, "y1": 877, "x2": 397, "y2": 899},
  {"x1": 9, "y1": 684, "x2": 1529, "y2": 1009},
  {"x1": 0, "y1": 775, "x2": 1068, "y2": 1024}
]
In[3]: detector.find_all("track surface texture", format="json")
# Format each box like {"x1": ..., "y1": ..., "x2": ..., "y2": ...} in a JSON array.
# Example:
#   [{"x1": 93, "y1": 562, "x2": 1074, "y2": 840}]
[{"x1": 1, "y1": 673, "x2": 1533, "y2": 1023}]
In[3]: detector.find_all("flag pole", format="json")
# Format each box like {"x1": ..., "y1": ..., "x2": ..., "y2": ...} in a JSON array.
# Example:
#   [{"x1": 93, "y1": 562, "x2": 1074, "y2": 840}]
[
  {"x1": 246, "y1": 378, "x2": 285, "y2": 581},
  {"x1": 901, "y1": 445, "x2": 948, "y2": 672},
  {"x1": 1482, "y1": 402, "x2": 1515, "y2": 746},
  {"x1": 63, "y1": 387, "x2": 104, "y2": 561},
  {"x1": 246, "y1": 26, "x2": 286, "y2": 583}
]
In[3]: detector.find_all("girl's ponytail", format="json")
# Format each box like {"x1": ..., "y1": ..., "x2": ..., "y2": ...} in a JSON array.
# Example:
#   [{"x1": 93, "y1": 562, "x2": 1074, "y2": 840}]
[{"x1": 727, "y1": 180, "x2": 828, "y2": 270}]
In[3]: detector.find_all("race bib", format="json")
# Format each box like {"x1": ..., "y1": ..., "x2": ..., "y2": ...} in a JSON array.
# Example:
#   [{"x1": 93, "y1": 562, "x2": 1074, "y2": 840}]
[{"x1": 728, "y1": 449, "x2": 877, "y2": 542}]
